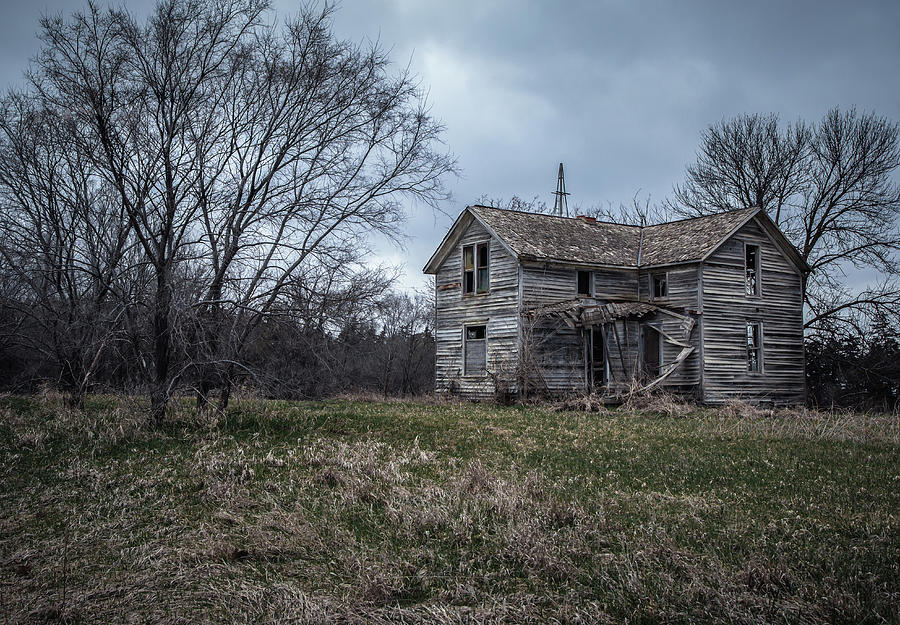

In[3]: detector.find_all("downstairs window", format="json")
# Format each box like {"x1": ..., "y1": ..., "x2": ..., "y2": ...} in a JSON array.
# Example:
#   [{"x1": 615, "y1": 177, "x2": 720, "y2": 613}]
[
  {"x1": 747, "y1": 322, "x2": 763, "y2": 373},
  {"x1": 464, "y1": 325, "x2": 487, "y2": 375}
]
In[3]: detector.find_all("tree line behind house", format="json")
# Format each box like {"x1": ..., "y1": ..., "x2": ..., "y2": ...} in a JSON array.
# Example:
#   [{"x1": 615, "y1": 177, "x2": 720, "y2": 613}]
[
  {"x1": 0, "y1": 0, "x2": 897, "y2": 416},
  {"x1": 0, "y1": 1, "x2": 450, "y2": 418}
]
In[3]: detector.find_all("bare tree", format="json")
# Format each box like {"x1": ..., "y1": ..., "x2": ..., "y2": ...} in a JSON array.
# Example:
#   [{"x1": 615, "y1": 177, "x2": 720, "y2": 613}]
[
  {"x1": 371, "y1": 291, "x2": 434, "y2": 397},
  {"x1": 27, "y1": 0, "x2": 454, "y2": 420},
  {"x1": 589, "y1": 192, "x2": 668, "y2": 226},
  {"x1": 31, "y1": 0, "x2": 271, "y2": 422},
  {"x1": 0, "y1": 93, "x2": 134, "y2": 407},
  {"x1": 670, "y1": 108, "x2": 900, "y2": 337},
  {"x1": 189, "y1": 4, "x2": 454, "y2": 409}
]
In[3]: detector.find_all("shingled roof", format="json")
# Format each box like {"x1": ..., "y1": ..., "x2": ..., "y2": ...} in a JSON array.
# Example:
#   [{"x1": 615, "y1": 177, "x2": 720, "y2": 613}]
[
  {"x1": 424, "y1": 204, "x2": 807, "y2": 273},
  {"x1": 470, "y1": 205, "x2": 641, "y2": 266},
  {"x1": 639, "y1": 207, "x2": 760, "y2": 266}
]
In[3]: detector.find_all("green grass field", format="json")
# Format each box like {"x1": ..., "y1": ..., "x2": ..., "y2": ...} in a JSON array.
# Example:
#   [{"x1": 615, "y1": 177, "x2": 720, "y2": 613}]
[{"x1": 1, "y1": 395, "x2": 897, "y2": 623}]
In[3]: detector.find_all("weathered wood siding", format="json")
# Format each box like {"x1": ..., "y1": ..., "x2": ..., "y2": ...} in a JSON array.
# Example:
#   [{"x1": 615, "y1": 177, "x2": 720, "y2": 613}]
[
  {"x1": 601, "y1": 319, "x2": 642, "y2": 394},
  {"x1": 701, "y1": 218, "x2": 806, "y2": 404},
  {"x1": 637, "y1": 264, "x2": 702, "y2": 393},
  {"x1": 520, "y1": 264, "x2": 583, "y2": 393},
  {"x1": 521, "y1": 265, "x2": 641, "y2": 394},
  {"x1": 433, "y1": 219, "x2": 519, "y2": 399},
  {"x1": 595, "y1": 269, "x2": 641, "y2": 391}
]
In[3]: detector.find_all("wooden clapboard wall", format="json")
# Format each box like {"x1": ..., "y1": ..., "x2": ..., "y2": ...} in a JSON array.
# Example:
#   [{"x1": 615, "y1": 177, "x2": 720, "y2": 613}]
[
  {"x1": 431, "y1": 211, "x2": 805, "y2": 404},
  {"x1": 520, "y1": 265, "x2": 585, "y2": 393},
  {"x1": 433, "y1": 218, "x2": 519, "y2": 399},
  {"x1": 520, "y1": 265, "x2": 641, "y2": 394},
  {"x1": 637, "y1": 264, "x2": 702, "y2": 393},
  {"x1": 700, "y1": 217, "x2": 806, "y2": 405}
]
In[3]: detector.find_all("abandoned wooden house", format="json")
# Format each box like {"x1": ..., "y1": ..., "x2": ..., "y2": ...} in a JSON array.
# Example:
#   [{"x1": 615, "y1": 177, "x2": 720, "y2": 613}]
[{"x1": 423, "y1": 205, "x2": 810, "y2": 404}]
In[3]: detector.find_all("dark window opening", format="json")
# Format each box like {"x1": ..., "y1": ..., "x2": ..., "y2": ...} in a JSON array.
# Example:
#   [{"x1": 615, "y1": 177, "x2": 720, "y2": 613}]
[
  {"x1": 577, "y1": 270, "x2": 592, "y2": 296},
  {"x1": 466, "y1": 326, "x2": 485, "y2": 340},
  {"x1": 464, "y1": 324, "x2": 487, "y2": 375},
  {"x1": 462, "y1": 243, "x2": 489, "y2": 294},
  {"x1": 745, "y1": 244, "x2": 760, "y2": 296},
  {"x1": 642, "y1": 326, "x2": 662, "y2": 378},
  {"x1": 652, "y1": 273, "x2": 668, "y2": 299},
  {"x1": 587, "y1": 327, "x2": 606, "y2": 388},
  {"x1": 747, "y1": 322, "x2": 762, "y2": 373}
]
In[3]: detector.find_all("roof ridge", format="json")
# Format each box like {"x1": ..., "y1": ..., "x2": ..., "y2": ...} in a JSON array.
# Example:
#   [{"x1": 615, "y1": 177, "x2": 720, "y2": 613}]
[
  {"x1": 473, "y1": 203, "x2": 759, "y2": 228},
  {"x1": 642, "y1": 206, "x2": 760, "y2": 229},
  {"x1": 470, "y1": 204, "x2": 641, "y2": 229}
]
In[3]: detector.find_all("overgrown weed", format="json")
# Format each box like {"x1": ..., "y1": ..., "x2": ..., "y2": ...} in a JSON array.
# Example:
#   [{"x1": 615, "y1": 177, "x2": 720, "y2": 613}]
[{"x1": 0, "y1": 395, "x2": 897, "y2": 623}]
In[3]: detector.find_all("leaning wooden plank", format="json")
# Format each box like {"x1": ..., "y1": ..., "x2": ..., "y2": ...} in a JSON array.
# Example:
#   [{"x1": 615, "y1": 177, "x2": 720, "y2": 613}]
[
  {"x1": 656, "y1": 326, "x2": 692, "y2": 349},
  {"x1": 639, "y1": 346, "x2": 695, "y2": 392},
  {"x1": 611, "y1": 320, "x2": 628, "y2": 380}
]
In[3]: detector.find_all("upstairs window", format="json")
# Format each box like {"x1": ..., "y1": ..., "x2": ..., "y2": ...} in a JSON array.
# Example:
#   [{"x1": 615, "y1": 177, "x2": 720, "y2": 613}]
[
  {"x1": 577, "y1": 270, "x2": 592, "y2": 296},
  {"x1": 463, "y1": 243, "x2": 490, "y2": 294},
  {"x1": 747, "y1": 322, "x2": 763, "y2": 373},
  {"x1": 464, "y1": 325, "x2": 487, "y2": 375},
  {"x1": 651, "y1": 273, "x2": 668, "y2": 300},
  {"x1": 745, "y1": 244, "x2": 760, "y2": 296},
  {"x1": 477, "y1": 244, "x2": 489, "y2": 293}
]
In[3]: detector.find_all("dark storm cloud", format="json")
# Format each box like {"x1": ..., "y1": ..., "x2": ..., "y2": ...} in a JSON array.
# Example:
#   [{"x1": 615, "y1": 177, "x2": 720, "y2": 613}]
[{"x1": 3, "y1": 0, "x2": 899, "y2": 289}]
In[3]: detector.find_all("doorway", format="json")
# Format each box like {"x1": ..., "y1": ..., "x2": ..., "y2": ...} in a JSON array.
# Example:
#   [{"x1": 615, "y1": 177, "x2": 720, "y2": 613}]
[
  {"x1": 642, "y1": 325, "x2": 661, "y2": 379},
  {"x1": 586, "y1": 327, "x2": 606, "y2": 389}
]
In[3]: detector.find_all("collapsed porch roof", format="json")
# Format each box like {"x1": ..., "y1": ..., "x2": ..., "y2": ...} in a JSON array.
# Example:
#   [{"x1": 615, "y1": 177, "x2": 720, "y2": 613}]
[
  {"x1": 522, "y1": 298, "x2": 698, "y2": 394},
  {"x1": 522, "y1": 298, "x2": 658, "y2": 328}
]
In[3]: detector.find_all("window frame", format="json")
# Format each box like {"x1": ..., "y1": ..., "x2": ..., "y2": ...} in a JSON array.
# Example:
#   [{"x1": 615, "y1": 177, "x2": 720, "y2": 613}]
[
  {"x1": 463, "y1": 323, "x2": 488, "y2": 376},
  {"x1": 650, "y1": 272, "x2": 669, "y2": 301},
  {"x1": 462, "y1": 242, "x2": 490, "y2": 295},
  {"x1": 746, "y1": 321, "x2": 764, "y2": 374},
  {"x1": 744, "y1": 242, "x2": 761, "y2": 297},
  {"x1": 576, "y1": 270, "x2": 593, "y2": 297},
  {"x1": 641, "y1": 324, "x2": 664, "y2": 378}
]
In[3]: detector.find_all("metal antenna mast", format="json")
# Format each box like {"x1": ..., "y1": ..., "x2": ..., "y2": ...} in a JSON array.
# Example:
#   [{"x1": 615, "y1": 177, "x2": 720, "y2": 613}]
[{"x1": 552, "y1": 162, "x2": 570, "y2": 217}]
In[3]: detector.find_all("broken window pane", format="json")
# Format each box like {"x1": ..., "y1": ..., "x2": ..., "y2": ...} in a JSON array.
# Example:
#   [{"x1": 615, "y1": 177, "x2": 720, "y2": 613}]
[
  {"x1": 652, "y1": 274, "x2": 668, "y2": 299},
  {"x1": 747, "y1": 322, "x2": 762, "y2": 372},
  {"x1": 745, "y1": 244, "x2": 759, "y2": 296},
  {"x1": 462, "y1": 245, "x2": 474, "y2": 294}
]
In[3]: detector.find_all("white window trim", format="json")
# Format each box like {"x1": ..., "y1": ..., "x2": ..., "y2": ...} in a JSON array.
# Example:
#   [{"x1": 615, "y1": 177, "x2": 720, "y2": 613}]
[
  {"x1": 746, "y1": 320, "x2": 764, "y2": 374},
  {"x1": 744, "y1": 242, "x2": 761, "y2": 298},
  {"x1": 462, "y1": 322, "x2": 488, "y2": 377},
  {"x1": 461, "y1": 241, "x2": 491, "y2": 296},
  {"x1": 650, "y1": 272, "x2": 669, "y2": 301}
]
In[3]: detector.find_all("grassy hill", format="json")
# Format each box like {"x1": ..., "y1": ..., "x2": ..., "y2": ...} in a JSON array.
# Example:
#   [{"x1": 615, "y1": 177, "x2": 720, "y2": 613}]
[{"x1": 1, "y1": 395, "x2": 898, "y2": 623}]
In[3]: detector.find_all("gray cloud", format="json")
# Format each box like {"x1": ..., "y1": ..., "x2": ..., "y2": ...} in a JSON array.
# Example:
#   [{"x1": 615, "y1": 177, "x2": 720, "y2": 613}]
[{"x1": 3, "y1": 0, "x2": 899, "y2": 290}]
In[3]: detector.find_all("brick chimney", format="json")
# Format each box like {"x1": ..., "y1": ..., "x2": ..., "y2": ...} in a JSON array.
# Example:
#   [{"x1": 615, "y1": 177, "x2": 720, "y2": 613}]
[{"x1": 576, "y1": 215, "x2": 596, "y2": 224}]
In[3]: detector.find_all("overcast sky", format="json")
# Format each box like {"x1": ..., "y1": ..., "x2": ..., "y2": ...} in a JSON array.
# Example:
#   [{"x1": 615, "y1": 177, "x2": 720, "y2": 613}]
[{"x1": 2, "y1": 0, "x2": 899, "y2": 291}]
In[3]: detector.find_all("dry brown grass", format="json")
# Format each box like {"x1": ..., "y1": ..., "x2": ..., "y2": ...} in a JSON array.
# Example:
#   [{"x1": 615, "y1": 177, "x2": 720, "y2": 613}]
[
  {"x1": 620, "y1": 390, "x2": 699, "y2": 418},
  {"x1": 0, "y1": 395, "x2": 897, "y2": 623},
  {"x1": 706, "y1": 401, "x2": 900, "y2": 444}
]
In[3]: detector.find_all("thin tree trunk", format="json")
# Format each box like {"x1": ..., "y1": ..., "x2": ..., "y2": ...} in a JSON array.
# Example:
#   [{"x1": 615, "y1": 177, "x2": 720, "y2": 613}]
[
  {"x1": 217, "y1": 371, "x2": 233, "y2": 413},
  {"x1": 196, "y1": 289, "x2": 223, "y2": 413},
  {"x1": 149, "y1": 266, "x2": 172, "y2": 426}
]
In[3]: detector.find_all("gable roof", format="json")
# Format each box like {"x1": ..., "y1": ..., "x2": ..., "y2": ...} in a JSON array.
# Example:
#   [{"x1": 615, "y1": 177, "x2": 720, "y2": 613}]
[
  {"x1": 639, "y1": 208, "x2": 760, "y2": 266},
  {"x1": 423, "y1": 204, "x2": 809, "y2": 274}
]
